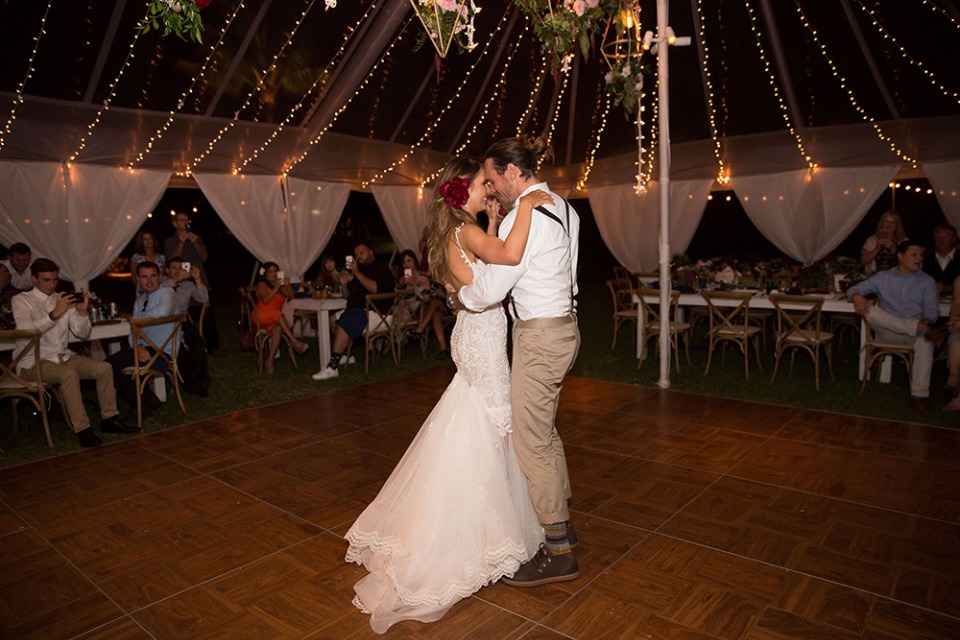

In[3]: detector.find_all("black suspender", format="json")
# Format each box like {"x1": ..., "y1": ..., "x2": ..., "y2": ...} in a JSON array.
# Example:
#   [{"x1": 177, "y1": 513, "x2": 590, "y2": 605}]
[{"x1": 510, "y1": 199, "x2": 575, "y2": 319}]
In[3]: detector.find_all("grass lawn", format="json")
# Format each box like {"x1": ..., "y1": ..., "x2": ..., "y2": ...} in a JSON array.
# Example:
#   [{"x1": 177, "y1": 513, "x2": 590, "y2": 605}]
[{"x1": 2, "y1": 279, "x2": 956, "y2": 469}]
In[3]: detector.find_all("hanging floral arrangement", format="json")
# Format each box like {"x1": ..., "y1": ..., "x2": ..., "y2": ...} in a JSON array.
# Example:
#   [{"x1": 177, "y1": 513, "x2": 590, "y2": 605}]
[
  {"x1": 411, "y1": 0, "x2": 480, "y2": 59},
  {"x1": 515, "y1": 0, "x2": 618, "y2": 72},
  {"x1": 139, "y1": 0, "x2": 212, "y2": 43}
]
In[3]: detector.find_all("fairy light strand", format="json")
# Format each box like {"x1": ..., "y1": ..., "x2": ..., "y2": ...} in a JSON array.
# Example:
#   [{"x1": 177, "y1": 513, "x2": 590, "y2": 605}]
[
  {"x1": 423, "y1": 24, "x2": 530, "y2": 186},
  {"x1": 190, "y1": 0, "x2": 319, "y2": 173},
  {"x1": 743, "y1": 0, "x2": 814, "y2": 169},
  {"x1": 361, "y1": 7, "x2": 515, "y2": 188},
  {"x1": 514, "y1": 55, "x2": 550, "y2": 136},
  {"x1": 793, "y1": 0, "x2": 917, "y2": 167},
  {"x1": 237, "y1": 0, "x2": 378, "y2": 173},
  {"x1": 695, "y1": 0, "x2": 727, "y2": 184},
  {"x1": 641, "y1": 71, "x2": 658, "y2": 186},
  {"x1": 921, "y1": 0, "x2": 960, "y2": 29},
  {"x1": 68, "y1": 5, "x2": 150, "y2": 162},
  {"x1": 575, "y1": 92, "x2": 613, "y2": 191},
  {"x1": 854, "y1": 0, "x2": 959, "y2": 106},
  {"x1": 543, "y1": 58, "x2": 572, "y2": 148},
  {"x1": 0, "y1": 0, "x2": 54, "y2": 150},
  {"x1": 131, "y1": 0, "x2": 246, "y2": 168},
  {"x1": 282, "y1": 18, "x2": 415, "y2": 176}
]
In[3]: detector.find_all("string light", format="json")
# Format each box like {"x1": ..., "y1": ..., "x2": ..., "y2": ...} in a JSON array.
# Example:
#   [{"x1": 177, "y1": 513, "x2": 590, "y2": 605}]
[
  {"x1": 743, "y1": 0, "x2": 815, "y2": 169},
  {"x1": 921, "y1": 0, "x2": 960, "y2": 29},
  {"x1": 575, "y1": 92, "x2": 613, "y2": 191},
  {"x1": 68, "y1": 6, "x2": 150, "y2": 162},
  {"x1": 423, "y1": 23, "x2": 531, "y2": 186},
  {"x1": 236, "y1": 0, "x2": 378, "y2": 173},
  {"x1": 543, "y1": 57, "x2": 572, "y2": 148},
  {"x1": 130, "y1": 0, "x2": 246, "y2": 168},
  {"x1": 639, "y1": 71, "x2": 658, "y2": 187},
  {"x1": 515, "y1": 55, "x2": 550, "y2": 136},
  {"x1": 853, "y1": 0, "x2": 959, "y2": 106},
  {"x1": 0, "y1": 0, "x2": 53, "y2": 151},
  {"x1": 695, "y1": 0, "x2": 728, "y2": 185},
  {"x1": 283, "y1": 18, "x2": 415, "y2": 176},
  {"x1": 190, "y1": 0, "x2": 320, "y2": 173},
  {"x1": 792, "y1": 0, "x2": 917, "y2": 168},
  {"x1": 361, "y1": 6, "x2": 515, "y2": 188}
]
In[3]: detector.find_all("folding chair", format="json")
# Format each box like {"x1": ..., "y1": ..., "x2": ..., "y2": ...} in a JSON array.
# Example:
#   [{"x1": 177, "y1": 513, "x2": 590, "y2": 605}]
[
  {"x1": 122, "y1": 314, "x2": 186, "y2": 428},
  {"x1": 769, "y1": 293, "x2": 835, "y2": 390}
]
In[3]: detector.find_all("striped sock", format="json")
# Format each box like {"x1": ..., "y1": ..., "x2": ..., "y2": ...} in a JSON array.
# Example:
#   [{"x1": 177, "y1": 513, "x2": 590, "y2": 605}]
[
  {"x1": 544, "y1": 521, "x2": 571, "y2": 554},
  {"x1": 327, "y1": 353, "x2": 341, "y2": 370}
]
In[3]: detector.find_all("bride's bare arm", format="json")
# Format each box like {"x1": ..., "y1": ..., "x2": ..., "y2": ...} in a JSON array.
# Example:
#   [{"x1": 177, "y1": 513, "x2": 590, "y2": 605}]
[{"x1": 462, "y1": 190, "x2": 552, "y2": 266}]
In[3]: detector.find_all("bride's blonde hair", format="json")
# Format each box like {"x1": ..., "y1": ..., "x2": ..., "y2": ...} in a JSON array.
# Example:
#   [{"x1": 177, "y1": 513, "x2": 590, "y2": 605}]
[{"x1": 426, "y1": 157, "x2": 482, "y2": 285}]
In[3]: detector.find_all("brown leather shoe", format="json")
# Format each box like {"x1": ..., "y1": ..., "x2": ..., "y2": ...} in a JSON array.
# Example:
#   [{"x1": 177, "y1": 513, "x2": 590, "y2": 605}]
[
  {"x1": 502, "y1": 544, "x2": 578, "y2": 587},
  {"x1": 910, "y1": 397, "x2": 932, "y2": 415}
]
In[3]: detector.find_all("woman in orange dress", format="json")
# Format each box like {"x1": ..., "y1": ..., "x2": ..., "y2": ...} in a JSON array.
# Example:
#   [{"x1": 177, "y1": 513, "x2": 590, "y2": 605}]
[{"x1": 255, "y1": 262, "x2": 309, "y2": 373}]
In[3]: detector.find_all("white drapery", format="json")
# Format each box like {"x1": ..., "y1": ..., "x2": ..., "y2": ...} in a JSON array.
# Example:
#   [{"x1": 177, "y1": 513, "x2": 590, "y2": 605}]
[
  {"x1": 194, "y1": 173, "x2": 349, "y2": 282},
  {"x1": 589, "y1": 180, "x2": 713, "y2": 273},
  {"x1": 731, "y1": 166, "x2": 899, "y2": 263},
  {"x1": 924, "y1": 160, "x2": 960, "y2": 230},
  {"x1": 0, "y1": 161, "x2": 170, "y2": 290},
  {"x1": 371, "y1": 185, "x2": 428, "y2": 258}
]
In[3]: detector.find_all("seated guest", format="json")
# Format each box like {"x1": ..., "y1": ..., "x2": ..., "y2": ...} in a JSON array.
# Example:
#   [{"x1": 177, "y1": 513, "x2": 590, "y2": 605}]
[
  {"x1": 395, "y1": 249, "x2": 431, "y2": 324},
  {"x1": 943, "y1": 276, "x2": 960, "y2": 410},
  {"x1": 312, "y1": 241, "x2": 395, "y2": 380},
  {"x1": 130, "y1": 229, "x2": 166, "y2": 274},
  {"x1": 315, "y1": 254, "x2": 342, "y2": 293},
  {"x1": 254, "y1": 262, "x2": 309, "y2": 374},
  {"x1": 861, "y1": 211, "x2": 908, "y2": 275},
  {"x1": 11, "y1": 258, "x2": 138, "y2": 448},
  {"x1": 105, "y1": 261, "x2": 180, "y2": 423},
  {"x1": 847, "y1": 241, "x2": 941, "y2": 414},
  {"x1": 1, "y1": 242, "x2": 34, "y2": 290},
  {"x1": 1, "y1": 263, "x2": 18, "y2": 329},
  {"x1": 922, "y1": 224, "x2": 960, "y2": 295},
  {"x1": 163, "y1": 256, "x2": 209, "y2": 314}
]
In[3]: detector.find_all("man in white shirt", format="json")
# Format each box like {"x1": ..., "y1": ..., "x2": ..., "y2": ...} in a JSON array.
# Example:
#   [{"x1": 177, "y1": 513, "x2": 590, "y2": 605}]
[
  {"x1": 1, "y1": 242, "x2": 34, "y2": 291},
  {"x1": 451, "y1": 135, "x2": 581, "y2": 587},
  {"x1": 12, "y1": 258, "x2": 139, "y2": 448}
]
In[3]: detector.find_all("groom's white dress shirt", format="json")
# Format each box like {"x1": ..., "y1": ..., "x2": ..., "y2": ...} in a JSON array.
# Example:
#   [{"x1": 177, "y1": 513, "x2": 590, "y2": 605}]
[{"x1": 458, "y1": 182, "x2": 580, "y2": 320}]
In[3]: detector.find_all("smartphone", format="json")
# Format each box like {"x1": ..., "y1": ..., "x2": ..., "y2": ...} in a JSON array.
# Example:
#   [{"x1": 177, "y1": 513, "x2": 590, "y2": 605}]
[
  {"x1": 64, "y1": 292, "x2": 83, "y2": 304},
  {"x1": 345, "y1": 256, "x2": 354, "y2": 267},
  {"x1": 276, "y1": 270, "x2": 285, "y2": 282},
  {"x1": 404, "y1": 268, "x2": 412, "y2": 278},
  {"x1": 181, "y1": 261, "x2": 191, "y2": 272}
]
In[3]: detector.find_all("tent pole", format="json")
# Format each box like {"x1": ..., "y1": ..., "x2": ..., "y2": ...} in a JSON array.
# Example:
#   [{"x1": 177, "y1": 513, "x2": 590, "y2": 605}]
[{"x1": 656, "y1": 0, "x2": 672, "y2": 389}]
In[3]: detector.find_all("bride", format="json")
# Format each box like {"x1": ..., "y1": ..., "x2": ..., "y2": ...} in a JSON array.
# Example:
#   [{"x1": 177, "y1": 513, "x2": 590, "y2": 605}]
[{"x1": 344, "y1": 157, "x2": 552, "y2": 633}]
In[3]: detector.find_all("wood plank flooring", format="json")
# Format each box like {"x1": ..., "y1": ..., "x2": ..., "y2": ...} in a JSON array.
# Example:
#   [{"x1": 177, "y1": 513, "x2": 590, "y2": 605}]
[{"x1": 1, "y1": 365, "x2": 958, "y2": 639}]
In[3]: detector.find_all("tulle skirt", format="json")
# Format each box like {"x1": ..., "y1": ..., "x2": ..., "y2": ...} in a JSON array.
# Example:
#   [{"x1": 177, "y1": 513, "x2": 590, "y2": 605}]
[{"x1": 344, "y1": 373, "x2": 542, "y2": 634}]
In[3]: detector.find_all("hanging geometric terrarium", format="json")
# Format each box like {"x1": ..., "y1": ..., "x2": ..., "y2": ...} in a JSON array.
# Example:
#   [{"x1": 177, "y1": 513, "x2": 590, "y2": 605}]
[{"x1": 410, "y1": 0, "x2": 480, "y2": 59}]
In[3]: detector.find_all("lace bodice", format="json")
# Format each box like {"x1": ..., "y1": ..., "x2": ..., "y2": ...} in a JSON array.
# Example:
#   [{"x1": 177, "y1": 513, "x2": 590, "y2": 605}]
[{"x1": 451, "y1": 225, "x2": 511, "y2": 434}]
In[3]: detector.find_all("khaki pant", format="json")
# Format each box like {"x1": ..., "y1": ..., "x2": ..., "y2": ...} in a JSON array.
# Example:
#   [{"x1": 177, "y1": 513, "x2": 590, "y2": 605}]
[
  {"x1": 22, "y1": 356, "x2": 118, "y2": 433},
  {"x1": 864, "y1": 306, "x2": 934, "y2": 398},
  {"x1": 511, "y1": 315, "x2": 580, "y2": 525}
]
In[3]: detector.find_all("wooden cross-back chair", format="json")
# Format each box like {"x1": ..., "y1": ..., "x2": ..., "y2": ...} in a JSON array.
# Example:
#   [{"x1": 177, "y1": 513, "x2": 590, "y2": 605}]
[
  {"x1": 122, "y1": 314, "x2": 186, "y2": 428},
  {"x1": 635, "y1": 288, "x2": 692, "y2": 373},
  {"x1": 702, "y1": 290, "x2": 764, "y2": 380},
  {"x1": 0, "y1": 330, "x2": 56, "y2": 447},
  {"x1": 239, "y1": 286, "x2": 298, "y2": 373},
  {"x1": 769, "y1": 293, "x2": 835, "y2": 391},
  {"x1": 606, "y1": 278, "x2": 638, "y2": 349}
]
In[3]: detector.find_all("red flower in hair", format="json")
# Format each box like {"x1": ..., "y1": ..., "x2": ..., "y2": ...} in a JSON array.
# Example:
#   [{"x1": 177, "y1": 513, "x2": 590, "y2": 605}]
[
  {"x1": 195, "y1": 0, "x2": 213, "y2": 8},
  {"x1": 438, "y1": 177, "x2": 471, "y2": 210}
]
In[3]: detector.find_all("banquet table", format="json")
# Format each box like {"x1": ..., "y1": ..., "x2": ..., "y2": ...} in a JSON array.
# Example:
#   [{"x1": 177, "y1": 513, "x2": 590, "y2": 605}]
[
  {"x1": 634, "y1": 291, "x2": 951, "y2": 383},
  {"x1": 290, "y1": 297, "x2": 348, "y2": 371},
  {"x1": 0, "y1": 319, "x2": 167, "y2": 400}
]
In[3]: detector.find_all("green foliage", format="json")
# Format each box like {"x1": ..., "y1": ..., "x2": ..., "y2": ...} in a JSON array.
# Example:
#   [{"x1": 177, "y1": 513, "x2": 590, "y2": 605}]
[{"x1": 139, "y1": 0, "x2": 205, "y2": 43}]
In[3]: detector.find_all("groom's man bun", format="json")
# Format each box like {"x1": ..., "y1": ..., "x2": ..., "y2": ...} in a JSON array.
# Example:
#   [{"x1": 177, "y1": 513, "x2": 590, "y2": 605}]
[{"x1": 484, "y1": 135, "x2": 554, "y2": 178}]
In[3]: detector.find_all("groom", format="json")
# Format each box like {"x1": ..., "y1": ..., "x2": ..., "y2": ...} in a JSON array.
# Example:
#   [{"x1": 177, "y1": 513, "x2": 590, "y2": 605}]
[{"x1": 449, "y1": 135, "x2": 581, "y2": 586}]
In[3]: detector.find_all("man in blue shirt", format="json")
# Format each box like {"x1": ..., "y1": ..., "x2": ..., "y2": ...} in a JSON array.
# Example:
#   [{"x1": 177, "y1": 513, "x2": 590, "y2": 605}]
[
  {"x1": 106, "y1": 261, "x2": 180, "y2": 422},
  {"x1": 847, "y1": 241, "x2": 941, "y2": 414}
]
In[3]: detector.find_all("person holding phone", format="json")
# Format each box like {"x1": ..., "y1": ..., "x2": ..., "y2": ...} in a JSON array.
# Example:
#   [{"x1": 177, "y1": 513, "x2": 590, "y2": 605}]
[
  {"x1": 394, "y1": 249, "x2": 430, "y2": 324},
  {"x1": 861, "y1": 210, "x2": 908, "y2": 274},
  {"x1": 164, "y1": 212, "x2": 222, "y2": 356},
  {"x1": 11, "y1": 258, "x2": 138, "y2": 448},
  {"x1": 254, "y1": 262, "x2": 309, "y2": 373}
]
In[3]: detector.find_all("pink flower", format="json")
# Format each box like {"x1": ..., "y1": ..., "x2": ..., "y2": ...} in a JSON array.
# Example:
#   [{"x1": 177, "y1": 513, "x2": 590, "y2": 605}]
[
  {"x1": 572, "y1": 0, "x2": 586, "y2": 16},
  {"x1": 195, "y1": 0, "x2": 212, "y2": 8},
  {"x1": 585, "y1": 0, "x2": 598, "y2": 6},
  {"x1": 436, "y1": 0, "x2": 458, "y2": 12}
]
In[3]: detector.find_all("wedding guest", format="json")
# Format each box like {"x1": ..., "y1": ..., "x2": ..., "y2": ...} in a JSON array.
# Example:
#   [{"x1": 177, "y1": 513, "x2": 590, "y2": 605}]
[
  {"x1": 0, "y1": 263, "x2": 17, "y2": 329},
  {"x1": 848, "y1": 241, "x2": 940, "y2": 414},
  {"x1": 922, "y1": 224, "x2": 960, "y2": 295},
  {"x1": 130, "y1": 229, "x2": 166, "y2": 274},
  {"x1": 254, "y1": 262, "x2": 309, "y2": 374},
  {"x1": 943, "y1": 276, "x2": 960, "y2": 409},
  {"x1": 164, "y1": 256, "x2": 211, "y2": 397},
  {"x1": 315, "y1": 254, "x2": 341, "y2": 292},
  {"x1": 105, "y1": 261, "x2": 179, "y2": 423},
  {"x1": 1, "y1": 242, "x2": 34, "y2": 290},
  {"x1": 163, "y1": 256, "x2": 209, "y2": 314},
  {"x1": 312, "y1": 241, "x2": 395, "y2": 380},
  {"x1": 861, "y1": 211, "x2": 908, "y2": 274},
  {"x1": 12, "y1": 258, "x2": 138, "y2": 447},
  {"x1": 164, "y1": 212, "x2": 222, "y2": 356},
  {"x1": 395, "y1": 249, "x2": 431, "y2": 323}
]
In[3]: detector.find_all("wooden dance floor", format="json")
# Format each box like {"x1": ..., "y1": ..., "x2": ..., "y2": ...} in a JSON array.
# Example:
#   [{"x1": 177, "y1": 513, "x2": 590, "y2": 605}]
[{"x1": 2, "y1": 365, "x2": 959, "y2": 639}]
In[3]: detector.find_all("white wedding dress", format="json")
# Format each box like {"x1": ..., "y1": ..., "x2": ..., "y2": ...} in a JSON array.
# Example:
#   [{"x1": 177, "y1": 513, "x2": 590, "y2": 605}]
[{"x1": 344, "y1": 227, "x2": 542, "y2": 634}]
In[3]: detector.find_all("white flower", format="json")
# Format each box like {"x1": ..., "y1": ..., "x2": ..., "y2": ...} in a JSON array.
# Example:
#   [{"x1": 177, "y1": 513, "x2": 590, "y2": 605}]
[
  {"x1": 635, "y1": 81, "x2": 643, "y2": 92},
  {"x1": 622, "y1": 64, "x2": 631, "y2": 76},
  {"x1": 605, "y1": 71, "x2": 614, "y2": 84},
  {"x1": 325, "y1": 0, "x2": 337, "y2": 7},
  {"x1": 585, "y1": 0, "x2": 599, "y2": 6}
]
